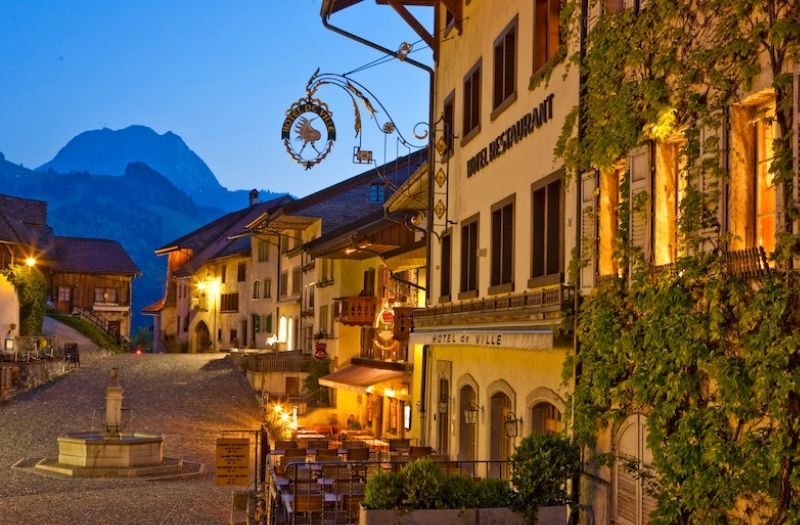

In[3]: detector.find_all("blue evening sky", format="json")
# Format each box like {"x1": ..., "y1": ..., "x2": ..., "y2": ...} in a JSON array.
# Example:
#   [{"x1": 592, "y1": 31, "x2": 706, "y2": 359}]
[{"x1": 0, "y1": 1, "x2": 432, "y2": 197}]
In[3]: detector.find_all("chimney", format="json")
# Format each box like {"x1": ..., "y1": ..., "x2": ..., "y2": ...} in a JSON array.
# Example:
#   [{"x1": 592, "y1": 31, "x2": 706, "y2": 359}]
[{"x1": 249, "y1": 189, "x2": 259, "y2": 207}]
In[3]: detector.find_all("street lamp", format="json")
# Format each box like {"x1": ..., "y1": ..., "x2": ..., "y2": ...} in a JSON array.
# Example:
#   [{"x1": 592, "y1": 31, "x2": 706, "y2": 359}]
[
  {"x1": 464, "y1": 403, "x2": 481, "y2": 425},
  {"x1": 24, "y1": 257, "x2": 36, "y2": 267},
  {"x1": 504, "y1": 411, "x2": 522, "y2": 439}
]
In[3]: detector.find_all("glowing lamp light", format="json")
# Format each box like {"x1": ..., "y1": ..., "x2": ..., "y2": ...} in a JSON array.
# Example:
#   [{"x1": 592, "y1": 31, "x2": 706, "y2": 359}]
[
  {"x1": 384, "y1": 387, "x2": 396, "y2": 398},
  {"x1": 273, "y1": 404, "x2": 284, "y2": 415},
  {"x1": 289, "y1": 420, "x2": 298, "y2": 430},
  {"x1": 280, "y1": 413, "x2": 290, "y2": 423},
  {"x1": 24, "y1": 257, "x2": 36, "y2": 267},
  {"x1": 196, "y1": 281, "x2": 207, "y2": 291}
]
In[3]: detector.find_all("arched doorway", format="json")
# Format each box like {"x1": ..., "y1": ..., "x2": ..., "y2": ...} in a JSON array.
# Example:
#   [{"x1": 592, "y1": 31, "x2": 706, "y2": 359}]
[
  {"x1": 458, "y1": 385, "x2": 477, "y2": 461},
  {"x1": 193, "y1": 321, "x2": 210, "y2": 353},
  {"x1": 530, "y1": 401, "x2": 563, "y2": 435},
  {"x1": 615, "y1": 414, "x2": 655, "y2": 525},
  {"x1": 489, "y1": 391, "x2": 512, "y2": 478}
]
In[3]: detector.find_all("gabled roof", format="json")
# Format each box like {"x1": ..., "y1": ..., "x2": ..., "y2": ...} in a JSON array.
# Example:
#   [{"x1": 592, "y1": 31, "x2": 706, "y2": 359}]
[
  {"x1": 159, "y1": 195, "x2": 293, "y2": 278},
  {"x1": 53, "y1": 236, "x2": 140, "y2": 275},
  {"x1": 247, "y1": 149, "x2": 426, "y2": 236},
  {"x1": 0, "y1": 194, "x2": 55, "y2": 257}
]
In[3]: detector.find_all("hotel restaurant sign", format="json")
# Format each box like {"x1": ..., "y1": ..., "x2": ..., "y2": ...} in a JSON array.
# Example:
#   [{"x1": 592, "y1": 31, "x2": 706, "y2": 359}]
[
  {"x1": 466, "y1": 93, "x2": 555, "y2": 178},
  {"x1": 410, "y1": 329, "x2": 553, "y2": 351}
]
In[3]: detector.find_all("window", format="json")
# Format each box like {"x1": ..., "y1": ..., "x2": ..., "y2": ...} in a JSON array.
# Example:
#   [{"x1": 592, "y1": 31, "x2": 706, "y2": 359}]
[
  {"x1": 291, "y1": 267, "x2": 301, "y2": 295},
  {"x1": 264, "y1": 314, "x2": 273, "y2": 334},
  {"x1": 443, "y1": 92, "x2": 455, "y2": 156},
  {"x1": 440, "y1": 231, "x2": 452, "y2": 300},
  {"x1": 363, "y1": 268, "x2": 376, "y2": 296},
  {"x1": 237, "y1": 262, "x2": 246, "y2": 282},
  {"x1": 220, "y1": 264, "x2": 227, "y2": 284},
  {"x1": 279, "y1": 271, "x2": 288, "y2": 297},
  {"x1": 263, "y1": 279, "x2": 272, "y2": 299},
  {"x1": 614, "y1": 414, "x2": 656, "y2": 524},
  {"x1": 253, "y1": 313, "x2": 261, "y2": 333},
  {"x1": 460, "y1": 216, "x2": 479, "y2": 296},
  {"x1": 729, "y1": 100, "x2": 777, "y2": 255},
  {"x1": 531, "y1": 177, "x2": 563, "y2": 283},
  {"x1": 654, "y1": 141, "x2": 684, "y2": 265},
  {"x1": 530, "y1": 402, "x2": 562, "y2": 435},
  {"x1": 493, "y1": 18, "x2": 517, "y2": 113},
  {"x1": 599, "y1": 167, "x2": 621, "y2": 276},
  {"x1": 533, "y1": 0, "x2": 561, "y2": 73},
  {"x1": 278, "y1": 315, "x2": 288, "y2": 342},
  {"x1": 183, "y1": 315, "x2": 188, "y2": 333},
  {"x1": 229, "y1": 329, "x2": 238, "y2": 345},
  {"x1": 319, "y1": 305, "x2": 329, "y2": 336},
  {"x1": 94, "y1": 287, "x2": 118, "y2": 303},
  {"x1": 58, "y1": 286, "x2": 71, "y2": 301},
  {"x1": 463, "y1": 61, "x2": 481, "y2": 139},
  {"x1": 280, "y1": 235, "x2": 289, "y2": 253},
  {"x1": 369, "y1": 184, "x2": 386, "y2": 204},
  {"x1": 220, "y1": 293, "x2": 239, "y2": 312},
  {"x1": 258, "y1": 240, "x2": 269, "y2": 262},
  {"x1": 491, "y1": 197, "x2": 515, "y2": 292},
  {"x1": 252, "y1": 280, "x2": 261, "y2": 300}
]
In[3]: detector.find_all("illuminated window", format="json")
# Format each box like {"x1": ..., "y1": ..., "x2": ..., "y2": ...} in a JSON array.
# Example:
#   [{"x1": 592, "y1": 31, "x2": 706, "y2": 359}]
[
  {"x1": 463, "y1": 61, "x2": 481, "y2": 139},
  {"x1": 278, "y1": 315, "x2": 288, "y2": 343},
  {"x1": 729, "y1": 100, "x2": 776, "y2": 254},
  {"x1": 654, "y1": 141, "x2": 685, "y2": 265},
  {"x1": 94, "y1": 287, "x2": 118, "y2": 304},
  {"x1": 599, "y1": 167, "x2": 622, "y2": 276},
  {"x1": 493, "y1": 18, "x2": 517, "y2": 112},
  {"x1": 533, "y1": 0, "x2": 560, "y2": 73}
]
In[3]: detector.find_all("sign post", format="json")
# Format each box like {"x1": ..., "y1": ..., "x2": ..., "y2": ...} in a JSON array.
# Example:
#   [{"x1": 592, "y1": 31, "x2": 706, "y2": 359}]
[{"x1": 215, "y1": 437, "x2": 250, "y2": 487}]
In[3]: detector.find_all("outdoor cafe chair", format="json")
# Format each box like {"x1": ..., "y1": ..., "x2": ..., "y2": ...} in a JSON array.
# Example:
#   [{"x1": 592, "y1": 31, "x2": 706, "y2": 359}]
[
  {"x1": 409, "y1": 446, "x2": 433, "y2": 459},
  {"x1": 346, "y1": 447, "x2": 370, "y2": 461},
  {"x1": 275, "y1": 440, "x2": 297, "y2": 450}
]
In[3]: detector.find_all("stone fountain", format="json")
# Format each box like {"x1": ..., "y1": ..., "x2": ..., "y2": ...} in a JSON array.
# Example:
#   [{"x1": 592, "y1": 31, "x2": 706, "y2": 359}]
[{"x1": 35, "y1": 368, "x2": 184, "y2": 478}]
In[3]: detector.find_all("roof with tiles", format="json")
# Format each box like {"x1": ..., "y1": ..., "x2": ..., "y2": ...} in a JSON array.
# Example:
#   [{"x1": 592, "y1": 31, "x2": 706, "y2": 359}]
[
  {"x1": 0, "y1": 194, "x2": 55, "y2": 256},
  {"x1": 248, "y1": 149, "x2": 426, "y2": 236},
  {"x1": 164, "y1": 195, "x2": 293, "y2": 278},
  {"x1": 53, "y1": 236, "x2": 140, "y2": 275}
]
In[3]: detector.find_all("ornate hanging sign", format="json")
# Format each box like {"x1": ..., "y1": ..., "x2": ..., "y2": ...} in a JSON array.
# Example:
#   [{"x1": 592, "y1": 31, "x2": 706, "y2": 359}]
[{"x1": 281, "y1": 98, "x2": 337, "y2": 170}]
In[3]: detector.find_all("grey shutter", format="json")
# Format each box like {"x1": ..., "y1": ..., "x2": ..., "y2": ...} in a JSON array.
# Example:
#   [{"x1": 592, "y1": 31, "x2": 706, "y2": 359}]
[
  {"x1": 629, "y1": 145, "x2": 652, "y2": 263},
  {"x1": 580, "y1": 171, "x2": 598, "y2": 292}
]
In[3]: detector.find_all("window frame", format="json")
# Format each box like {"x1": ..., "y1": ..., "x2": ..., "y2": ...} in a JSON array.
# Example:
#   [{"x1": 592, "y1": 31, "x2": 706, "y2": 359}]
[
  {"x1": 237, "y1": 262, "x2": 246, "y2": 282},
  {"x1": 462, "y1": 59, "x2": 482, "y2": 145},
  {"x1": 529, "y1": 171, "x2": 565, "y2": 287},
  {"x1": 252, "y1": 280, "x2": 261, "y2": 300},
  {"x1": 442, "y1": 91, "x2": 455, "y2": 159},
  {"x1": 257, "y1": 240, "x2": 269, "y2": 262},
  {"x1": 369, "y1": 183, "x2": 387, "y2": 205},
  {"x1": 459, "y1": 213, "x2": 480, "y2": 300},
  {"x1": 491, "y1": 16, "x2": 518, "y2": 120},
  {"x1": 532, "y1": 0, "x2": 562, "y2": 75},
  {"x1": 489, "y1": 194, "x2": 515, "y2": 294}
]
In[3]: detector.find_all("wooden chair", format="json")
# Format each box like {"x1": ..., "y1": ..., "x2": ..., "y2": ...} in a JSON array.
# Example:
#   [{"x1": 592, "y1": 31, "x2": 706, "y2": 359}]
[
  {"x1": 292, "y1": 492, "x2": 324, "y2": 525},
  {"x1": 346, "y1": 447, "x2": 370, "y2": 461},
  {"x1": 388, "y1": 438, "x2": 410, "y2": 454},
  {"x1": 409, "y1": 446, "x2": 432, "y2": 459},
  {"x1": 341, "y1": 492, "x2": 364, "y2": 523},
  {"x1": 275, "y1": 440, "x2": 297, "y2": 450},
  {"x1": 316, "y1": 448, "x2": 339, "y2": 460},
  {"x1": 307, "y1": 439, "x2": 329, "y2": 451}
]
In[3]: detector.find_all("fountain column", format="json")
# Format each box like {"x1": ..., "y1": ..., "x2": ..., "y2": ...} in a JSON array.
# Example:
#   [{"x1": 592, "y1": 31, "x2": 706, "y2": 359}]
[{"x1": 105, "y1": 368, "x2": 123, "y2": 435}]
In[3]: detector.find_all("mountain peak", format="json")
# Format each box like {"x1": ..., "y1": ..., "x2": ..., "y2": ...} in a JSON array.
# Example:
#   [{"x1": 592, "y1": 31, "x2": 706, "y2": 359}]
[{"x1": 37, "y1": 125, "x2": 223, "y2": 192}]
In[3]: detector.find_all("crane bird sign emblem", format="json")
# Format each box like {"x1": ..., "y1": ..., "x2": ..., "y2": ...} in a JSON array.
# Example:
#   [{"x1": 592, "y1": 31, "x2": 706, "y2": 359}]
[{"x1": 281, "y1": 98, "x2": 337, "y2": 170}]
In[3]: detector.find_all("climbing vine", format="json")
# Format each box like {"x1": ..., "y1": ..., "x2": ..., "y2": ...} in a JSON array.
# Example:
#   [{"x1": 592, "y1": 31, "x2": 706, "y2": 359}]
[
  {"x1": 4, "y1": 264, "x2": 47, "y2": 336},
  {"x1": 556, "y1": 0, "x2": 800, "y2": 522}
]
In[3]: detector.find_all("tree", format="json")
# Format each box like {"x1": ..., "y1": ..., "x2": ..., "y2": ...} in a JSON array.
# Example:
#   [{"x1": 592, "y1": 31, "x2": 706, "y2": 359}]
[{"x1": 4, "y1": 264, "x2": 47, "y2": 336}]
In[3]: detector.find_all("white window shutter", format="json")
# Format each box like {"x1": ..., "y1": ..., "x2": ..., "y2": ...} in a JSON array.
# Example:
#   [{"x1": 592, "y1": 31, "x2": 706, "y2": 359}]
[
  {"x1": 580, "y1": 171, "x2": 598, "y2": 292},
  {"x1": 629, "y1": 145, "x2": 652, "y2": 263}
]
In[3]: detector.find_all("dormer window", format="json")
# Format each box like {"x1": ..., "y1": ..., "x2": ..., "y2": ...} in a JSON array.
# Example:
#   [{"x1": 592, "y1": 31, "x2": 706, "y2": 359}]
[{"x1": 369, "y1": 183, "x2": 387, "y2": 204}]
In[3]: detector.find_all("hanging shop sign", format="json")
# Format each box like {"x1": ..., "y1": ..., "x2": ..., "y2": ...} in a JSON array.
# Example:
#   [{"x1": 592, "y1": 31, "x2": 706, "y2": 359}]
[
  {"x1": 314, "y1": 341, "x2": 328, "y2": 360},
  {"x1": 466, "y1": 93, "x2": 555, "y2": 178},
  {"x1": 281, "y1": 98, "x2": 337, "y2": 170}
]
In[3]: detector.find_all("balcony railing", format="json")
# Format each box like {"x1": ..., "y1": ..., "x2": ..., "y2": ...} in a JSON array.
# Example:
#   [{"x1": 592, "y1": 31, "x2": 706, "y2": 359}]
[
  {"x1": 246, "y1": 350, "x2": 312, "y2": 373},
  {"x1": 414, "y1": 284, "x2": 573, "y2": 327},
  {"x1": 335, "y1": 296, "x2": 380, "y2": 326},
  {"x1": 360, "y1": 337, "x2": 409, "y2": 363}
]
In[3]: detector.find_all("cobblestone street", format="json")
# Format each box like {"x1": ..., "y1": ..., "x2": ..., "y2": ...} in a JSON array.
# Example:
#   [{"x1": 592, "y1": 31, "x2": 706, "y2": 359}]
[{"x1": 0, "y1": 343, "x2": 262, "y2": 525}]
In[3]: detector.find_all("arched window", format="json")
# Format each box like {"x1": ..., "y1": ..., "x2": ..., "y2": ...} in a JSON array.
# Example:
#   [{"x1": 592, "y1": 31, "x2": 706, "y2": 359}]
[
  {"x1": 614, "y1": 414, "x2": 656, "y2": 525},
  {"x1": 252, "y1": 280, "x2": 261, "y2": 300},
  {"x1": 278, "y1": 315, "x2": 288, "y2": 343},
  {"x1": 530, "y1": 401, "x2": 562, "y2": 435}
]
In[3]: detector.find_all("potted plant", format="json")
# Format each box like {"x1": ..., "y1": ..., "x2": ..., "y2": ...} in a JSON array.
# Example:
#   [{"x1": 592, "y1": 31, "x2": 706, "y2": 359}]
[{"x1": 510, "y1": 434, "x2": 580, "y2": 525}]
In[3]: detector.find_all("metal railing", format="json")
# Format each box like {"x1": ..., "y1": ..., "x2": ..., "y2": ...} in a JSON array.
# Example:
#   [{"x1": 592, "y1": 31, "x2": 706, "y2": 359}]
[
  {"x1": 267, "y1": 458, "x2": 514, "y2": 525},
  {"x1": 72, "y1": 307, "x2": 130, "y2": 348}
]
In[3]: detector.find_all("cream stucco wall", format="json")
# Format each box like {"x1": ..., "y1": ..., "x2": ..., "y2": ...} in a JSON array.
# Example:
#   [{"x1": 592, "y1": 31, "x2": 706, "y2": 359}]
[{"x1": 0, "y1": 275, "x2": 20, "y2": 337}]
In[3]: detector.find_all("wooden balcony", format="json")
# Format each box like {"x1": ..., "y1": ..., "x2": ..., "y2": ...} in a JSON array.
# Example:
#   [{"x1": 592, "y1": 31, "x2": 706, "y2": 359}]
[
  {"x1": 245, "y1": 350, "x2": 312, "y2": 373},
  {"x1": 414, "y1": 284, "x2": 573, "y2": 328},
  {"x1": 334, "y1": 296, "x2": 380, "y2": 326}
]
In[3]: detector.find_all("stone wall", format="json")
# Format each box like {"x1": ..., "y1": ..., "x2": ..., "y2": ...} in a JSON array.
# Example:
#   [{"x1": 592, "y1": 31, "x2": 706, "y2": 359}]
[{"x1": 0, "y1": 360, "x2": 67, "y2": 401}]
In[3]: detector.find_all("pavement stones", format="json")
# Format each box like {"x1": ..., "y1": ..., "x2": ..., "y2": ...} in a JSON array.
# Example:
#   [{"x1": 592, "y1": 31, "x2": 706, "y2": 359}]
[{"x1": 0, "y1": 346, "x2": 263, "y2": 525}]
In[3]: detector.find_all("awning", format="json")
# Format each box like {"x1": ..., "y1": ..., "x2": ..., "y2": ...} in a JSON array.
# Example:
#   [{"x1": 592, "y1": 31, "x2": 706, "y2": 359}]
[{"x1": 318, "y1": 365, "x2": 410, "y2": 393}]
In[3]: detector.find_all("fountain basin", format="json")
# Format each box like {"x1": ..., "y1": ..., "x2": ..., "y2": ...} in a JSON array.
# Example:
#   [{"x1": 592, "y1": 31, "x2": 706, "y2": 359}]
[{"x1": 57, "y1": 432, "x2": 164, "y2": 468}]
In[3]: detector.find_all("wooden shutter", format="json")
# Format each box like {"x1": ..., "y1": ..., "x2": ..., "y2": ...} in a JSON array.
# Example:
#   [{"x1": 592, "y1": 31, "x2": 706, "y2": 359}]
[
  {"x1": 580, "y1": 171, "x2": 598, "y2": 292},
  {"x1": 615, "y1": 414, "x2": 655, "y2": 525},
  {"x1": 629, "y1": 145, "x2": 652, "y2": 263},
  {"x1": 265, "y1": 314, "x2": 273, "y2": 334}
]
